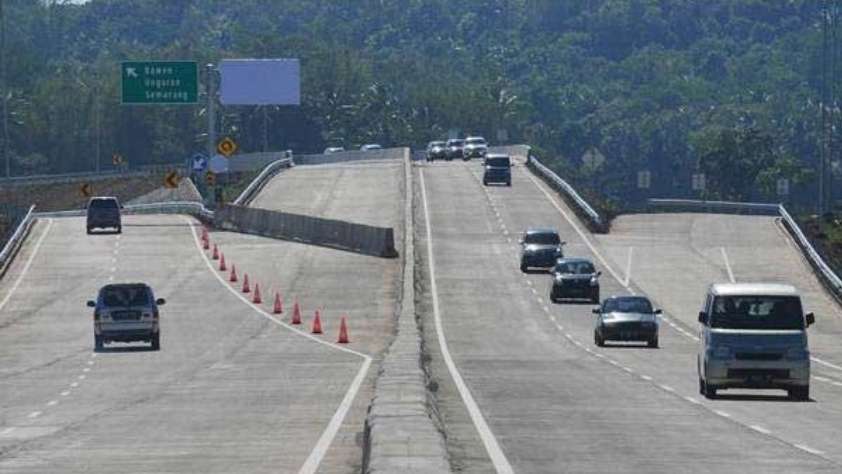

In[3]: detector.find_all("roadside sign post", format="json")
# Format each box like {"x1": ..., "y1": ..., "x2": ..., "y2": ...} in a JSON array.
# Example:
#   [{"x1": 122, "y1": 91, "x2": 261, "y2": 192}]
[
  {"x1": 777, "y1": 178, "x2": 790, "y2": 198},
  {"x1": 637, "y1": 170, "x2": 651, "y2": 190},
  {"x1": 121, "y1": 61, "x2": 198, "y2": 105}
]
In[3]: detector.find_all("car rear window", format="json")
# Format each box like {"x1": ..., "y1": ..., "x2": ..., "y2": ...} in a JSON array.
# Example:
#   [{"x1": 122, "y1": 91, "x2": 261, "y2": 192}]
[
  {"x1": 89, "y1": 199, "x2": 118, "y2": 209},
  {"x1": 486, "y1": 157, "x2": 511, "y2": 167},
  {"x1": 524, "y1": 232, "x2": 560, "y2": 245},
  {"x1": 448, "y1": 140, "x2": 464, "y2": 146},
  {"x1": 102, "y1": 286, "x2": 151, "y2": 307},
  {"x1": 466, "y1": 138, "x2": 486, "y2": 145}
]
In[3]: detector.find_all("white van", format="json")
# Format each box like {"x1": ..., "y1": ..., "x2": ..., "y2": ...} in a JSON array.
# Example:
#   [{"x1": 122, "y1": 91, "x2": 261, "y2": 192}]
[{"x1": 697, "y1": 283, "x2": 814, "y2": 400}]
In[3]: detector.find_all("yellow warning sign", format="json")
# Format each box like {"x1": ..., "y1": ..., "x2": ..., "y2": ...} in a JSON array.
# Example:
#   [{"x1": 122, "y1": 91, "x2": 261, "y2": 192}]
[
  {"x1": 80, "y1": 183, "x2": 93, "y2": 198},
  {"x1": 164, "y1": 171, "x2": 181, "y2": 189},
  {"x1": 217, "y1": 137, "x2": 238, "y2": 157}
]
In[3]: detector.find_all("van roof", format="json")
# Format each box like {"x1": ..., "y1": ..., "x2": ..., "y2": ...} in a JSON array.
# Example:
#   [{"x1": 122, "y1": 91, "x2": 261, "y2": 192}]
[{"x1": 710, "y1": 283, "x2": 798, "y2": 297}]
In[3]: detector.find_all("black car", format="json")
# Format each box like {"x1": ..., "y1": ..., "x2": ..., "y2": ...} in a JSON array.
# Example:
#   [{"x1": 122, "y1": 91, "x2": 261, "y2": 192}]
[
  {"x1": 86, "y1": 196, "x2": 122, "y2": 234},
  {"x1": 593, "y1": 296, "x2": 661, "y2": 348},
  {"x1": 483, "y1": 154, "x2": 512, "y2": 186},
  {"x1": 426, "y1": 141, "x2": 447, "y2": 161},
  {"x1": 445, "y1": 139, "x2": 465, "y2": 160},
  {"x1": 550, "y1": 258, "x2": 601, "y2": 303},
  {"x1": 519, "y1": 229, "x2": 566, "y2": 272}
]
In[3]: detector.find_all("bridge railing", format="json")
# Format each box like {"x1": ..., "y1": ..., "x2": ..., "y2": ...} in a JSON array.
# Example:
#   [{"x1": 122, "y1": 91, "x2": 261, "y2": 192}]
[
  {"x1": 0, "y1": 205, "x2": 37, "y2": 277},
  {"x1": 526, "y1": 153, "x2": 607, "y2": 233},
  {"x1": 232, "y1": 158, "x2": 293, "y2": 206}
]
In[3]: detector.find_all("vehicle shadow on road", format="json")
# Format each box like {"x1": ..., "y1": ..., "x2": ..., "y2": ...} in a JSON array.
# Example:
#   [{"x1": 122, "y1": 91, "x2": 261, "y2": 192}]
[
  {"x1": 712, "y1": 393, "x2": 814, "y2": 403},
  {"x1": 95, "y1": 346, "x2": 156, "y2": 354}
]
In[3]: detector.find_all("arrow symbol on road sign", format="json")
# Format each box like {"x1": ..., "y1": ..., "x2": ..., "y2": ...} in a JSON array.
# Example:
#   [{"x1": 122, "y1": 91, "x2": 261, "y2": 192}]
[
  {"x1": 164, "y1": 171, "x2": 181, "y2": 189},
  {"x1": 80, "y1": 183, "x2": 92, "y2": 198},
  {"x1": 126, "y1": 67, "x2": 138, "y2": 78}
]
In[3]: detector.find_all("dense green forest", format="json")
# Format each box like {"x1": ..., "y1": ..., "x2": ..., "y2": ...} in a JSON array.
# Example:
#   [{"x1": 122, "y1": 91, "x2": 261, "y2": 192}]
[{"x1": 0, "y1": 0, "x2": 838, "y2": 209}]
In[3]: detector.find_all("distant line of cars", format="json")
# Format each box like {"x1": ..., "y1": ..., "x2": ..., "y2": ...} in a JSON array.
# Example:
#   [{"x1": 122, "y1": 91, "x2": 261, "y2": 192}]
[
  {"x1": 518, "y1": 225, "x2": 816, "y2": 400},
  {"x1": 425, "y1": 136, "x2": 512, "y2": 186}
]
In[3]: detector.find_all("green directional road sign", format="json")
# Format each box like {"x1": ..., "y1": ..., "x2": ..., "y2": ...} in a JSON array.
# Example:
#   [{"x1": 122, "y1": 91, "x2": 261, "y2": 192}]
[{"x1": 121, "y1": 61, "x2": 198, "y2": 105}]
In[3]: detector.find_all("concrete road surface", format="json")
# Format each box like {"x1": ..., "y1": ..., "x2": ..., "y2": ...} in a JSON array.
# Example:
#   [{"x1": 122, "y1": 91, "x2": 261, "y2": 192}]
[
  {"x1": 0, "y1": 160, "x2": 404, "y2": 472},
  {"x1": 416, "y1": 159, "x2": 842, "y2": 473}
]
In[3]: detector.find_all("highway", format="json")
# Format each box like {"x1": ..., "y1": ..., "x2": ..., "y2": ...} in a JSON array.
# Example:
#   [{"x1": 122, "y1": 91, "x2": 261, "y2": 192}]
[
  {"x1": 4, "y1": 150, "x2": 842, "y2": 473},
  {"x1": 416, "y1": 158, "x2": 842, "y2": 472},
  {"x1": 0, "y1": 158, "x2": 404, "y2": 472}
]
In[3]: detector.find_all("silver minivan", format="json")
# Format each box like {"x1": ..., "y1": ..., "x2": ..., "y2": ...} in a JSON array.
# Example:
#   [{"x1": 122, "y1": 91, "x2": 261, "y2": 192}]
[{"x1": 697, "y1": 283, "x2": 815, "y2": 400}]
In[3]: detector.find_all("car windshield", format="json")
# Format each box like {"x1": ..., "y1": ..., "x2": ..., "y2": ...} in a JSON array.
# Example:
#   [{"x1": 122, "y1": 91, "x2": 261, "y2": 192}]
[
  {"x1": 555, "y1": 261, "x2": 595, "y2": 274},
  {"x1": 486, "y1": 157, "x2": 510, "y2": 167},
  {"x1": 429, "y1": 142, "x2": 445, "y2": 148},
  {"x1": 604, "y1": 297, "x2": 653, "y2": 314},
  {"x1": 710, "y1": 295, "x2": 804, "y2": 330},
  {"x1": 524, "y1": 232, "x2": 559, "y2": 245},
  {"x1": 448, "y1": 140, "x2": 464, "y2": 146},
  {"x1": 89, "y1": 199, "x2": 118, "y2": 209},
  {"x1": 102, "y1": 286, "x2": 151, "y2": 307},
  {"x1": 466, "y1": 138, "x2": 486, "y2": 145}
]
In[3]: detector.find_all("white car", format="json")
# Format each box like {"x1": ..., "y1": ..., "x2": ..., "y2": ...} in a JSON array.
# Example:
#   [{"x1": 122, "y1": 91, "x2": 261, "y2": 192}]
[
  {"x1": 360, "y1": 144, "x2": 383, "y2": 151},
  {"x1": 463, "y1": 136, "x2": 488, "y2": 160},
  {"x1": 324, "y1": 147, "x2": 345, "y2": 154}
]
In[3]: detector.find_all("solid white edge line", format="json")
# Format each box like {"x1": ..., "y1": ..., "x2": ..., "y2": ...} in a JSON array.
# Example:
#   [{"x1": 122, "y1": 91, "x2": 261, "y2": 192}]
[
  {"x1": 0, "y1": 219, "x2": 53, "y2": 312},
  {"x1": 720, "y1": 247, "x2": 736, "y2": 283},
  {"x1": 183, "y1": 217, "x2": 372, "y2": 474},
  {"x1": 812, "y1": 356, "x2": 842, "y2": 373},
  {"x1": 420, "y1": 170, "x2": 515, "y2": 474}
]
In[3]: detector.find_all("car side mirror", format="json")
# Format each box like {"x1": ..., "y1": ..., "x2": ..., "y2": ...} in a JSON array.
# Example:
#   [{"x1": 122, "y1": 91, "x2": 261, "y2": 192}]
[
  {"x1": 654, "y1": 309, "x2": 663, "y2": 315},
  {"x1": 698, "y1": 311, "x2": 706, "y2": 324},
  {"x1": 805, "y1": 312, "x2": 815, "y2": 327},
  {"x1": 560, "y1": 241, "x2": 567, "y2": 246},
  {"x1": 86, "y1": 300, "x2": 96, "y2": 308},
  {"x1": 156, "y1": 298, "x2": 166, "y2": 306},
  {"x1": 592, "y1": 308, "x2": 600, "y2": 314},
  {"x1": 595, "y1": 271, "x2": 602, "y2": 277}
]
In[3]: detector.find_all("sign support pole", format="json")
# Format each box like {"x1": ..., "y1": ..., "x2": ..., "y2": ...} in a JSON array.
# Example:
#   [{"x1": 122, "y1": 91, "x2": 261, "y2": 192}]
[{"x1": 207, "y1": 63, "x2": 216, "y2": 165}]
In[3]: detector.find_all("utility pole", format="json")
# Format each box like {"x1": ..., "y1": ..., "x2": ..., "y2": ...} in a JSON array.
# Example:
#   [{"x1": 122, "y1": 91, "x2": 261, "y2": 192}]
[
  {"x1": 1, "y1": 0, "x2": 8, "y2": 178},
  {"x1": 820, "y1": 0, "x2": 830, "y2": 214},
  {"x1": 263, "y1": 106, "x2": 269, "y2": 152},
  {"x1": 206, "y1": 63, "x2": 216, "y2": 159}
]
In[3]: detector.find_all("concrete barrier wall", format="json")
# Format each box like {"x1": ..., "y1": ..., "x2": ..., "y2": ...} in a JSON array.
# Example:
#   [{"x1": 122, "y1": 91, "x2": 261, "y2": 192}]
[
  {"x1": 363, "y1": 150, "x2": 451, "y2": 473},
  {"x1": 214, "y1": 204, "x2": 398, "y2": 258}
]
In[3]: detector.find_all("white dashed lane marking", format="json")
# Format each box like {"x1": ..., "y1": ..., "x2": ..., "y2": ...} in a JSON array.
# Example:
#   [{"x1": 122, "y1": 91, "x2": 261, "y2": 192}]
[
  {"x1": 60, "y1": 391, "x2": 70, "y2": 397},
  {"x1": 27, "y1": 411, "x2": 41, "y2": 419},
  {"x1": 750, "y1": 425, "x2": 771, "y2": 435},
  {"x1": 795, "y1": 445, "x2": 825, "y2": 456},
  {"x1": 46, "y1": 400, "x2": 58, "y2": 407}
]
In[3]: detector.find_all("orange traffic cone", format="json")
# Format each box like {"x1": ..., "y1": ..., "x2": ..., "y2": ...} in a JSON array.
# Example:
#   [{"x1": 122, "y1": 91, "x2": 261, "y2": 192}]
[
  {"x1": 242, "y1": 273, "x2": 250, "y2": 293},
  {"x1": 212, "y1": 244, "x2": 219, "y2": 260},
  {"x1": 292, "y1": 299, "x2": 302, "y2": 325},
  {"x1": 273, "y1": 292, "x2": 283, "y2": 314},
  {"x1": 337, "y1": 316, "x2": 349, "y2": 343},
  {"x1": 201, "y1": 227, "x2": 208, "y2": 242},
  {"x1": 252, "y1": 283, "x2": 262, "y2": 304},
  {"x1": 312, "y1": 309, "x2": 323, "y2": 334},
  {"x1": 219, "y1": 253, "x2": 227, "y2": 271},
  {"x1": 203, "y1": 236, "x2": 210, "y2": 250},
  {"x1": 229, "y1": 264, "x2": 238, "y2": 282}
]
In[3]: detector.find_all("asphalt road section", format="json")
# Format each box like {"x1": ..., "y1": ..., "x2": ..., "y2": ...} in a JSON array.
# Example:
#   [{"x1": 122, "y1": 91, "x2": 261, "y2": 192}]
[
  {"x1": 416, "y1": 158, "x2": 840, "y2": 473},
  {"x1": 0, "y1": 158, "x2": 404, "y2": 473}
]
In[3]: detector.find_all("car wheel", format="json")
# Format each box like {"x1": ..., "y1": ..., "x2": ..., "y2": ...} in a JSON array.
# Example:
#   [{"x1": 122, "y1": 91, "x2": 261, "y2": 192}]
[
  {"x1": 698, "y1": 377, "x2": 705, "y2": 395},
  {"x1": 591, "y1": 289, "x2": 600, "y2": 304},
  {"x1": 788, "y1": 386, "x2": 809, "y2": 401},
  {"x1": 594, "y1": 330, "x2": 605, "y2": 347},
  {"x1": 94, "y1": 335, "x2": 104, "y2": 351},
  {"x1": 116, "y1": 226, "x2": 122, "y2": 234},
  {"x1": 86, "y1": 227, "x2": 92, "y2": 235},
  {"x1": 703, "y1": 381, "x2": 717, "y2": 399},
  {"x1": 520, "y1": 261, "x2": 528, "y2": 273},
  {"x1": 506, "y1": 180, "x2": 512, "y2": 187},
  {"x1": 483, "y1": 179, "x2": 488, "y2": 186},
  {"x1": 151, "y1": 334, "x2": 160, "y2": 351},
  {"x1": 647, "y1": 335, "x2": 659, "y2": 349}
]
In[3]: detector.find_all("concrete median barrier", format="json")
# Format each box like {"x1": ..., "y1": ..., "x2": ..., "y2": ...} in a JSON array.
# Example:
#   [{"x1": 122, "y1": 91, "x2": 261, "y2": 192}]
[{"x1": 214, "y1": 204, "x2": 398, "y2": 258}]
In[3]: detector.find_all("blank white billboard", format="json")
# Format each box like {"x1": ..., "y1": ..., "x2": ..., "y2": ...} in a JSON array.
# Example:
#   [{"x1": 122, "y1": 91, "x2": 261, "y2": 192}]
[{"x1": 220, "y1": 59, "x2": 300, "y2": 106}]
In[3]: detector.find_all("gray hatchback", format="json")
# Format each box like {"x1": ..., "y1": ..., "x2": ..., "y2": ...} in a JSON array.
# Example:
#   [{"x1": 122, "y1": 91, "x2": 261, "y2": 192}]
[
  {"x1": 88, "y1": 283, "x2": 165, "y2": 351},
  {"x1": 593, "y1": 296, "x2": 661, "y2": 348}
]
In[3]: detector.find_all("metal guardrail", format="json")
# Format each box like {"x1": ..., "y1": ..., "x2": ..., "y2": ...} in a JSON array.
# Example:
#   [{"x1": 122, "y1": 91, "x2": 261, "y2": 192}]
[
  {"x1": 647, "y1": 198, "x2": 781, "y2": 215},
  {"x1": 0, "y1": 163, "x2": 188, "y2": 187},
  {"x1": 527, "y1": 154, "x2": 606, "y2": 231},
  {"x1": 0, "y1": 205, "x2": 37, "y2": 275},
  {"x1": 34, "y1": 201, "x2": 214, "y2": 222},
  {"x1": 232, "y1": 158, "x2": 293, "y2": 206},
  {"x1": 646, "y1": 198, "x2": 842, "y2": 301}
]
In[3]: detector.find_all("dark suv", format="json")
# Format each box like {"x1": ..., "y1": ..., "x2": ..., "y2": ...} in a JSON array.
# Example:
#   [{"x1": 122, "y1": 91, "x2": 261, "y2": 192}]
[
  {"x1": 88, "y1": 283, "x2": 165, "y2": 350},
  {"x1": 519, "y1": 229, "x2": 565, "y2": 272},
  {"x1": 550, "y1": 258, "x2": 601, "y2": 303},
  {"x1": 445, "y1": 139, "x2": 465, "y2": 160},
  {"x1": 483, "y1": 154, "x2": 512, "y2": 186},
  {"x1": 86, "y1": 196, "x2": 122, "y2": 234}
]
